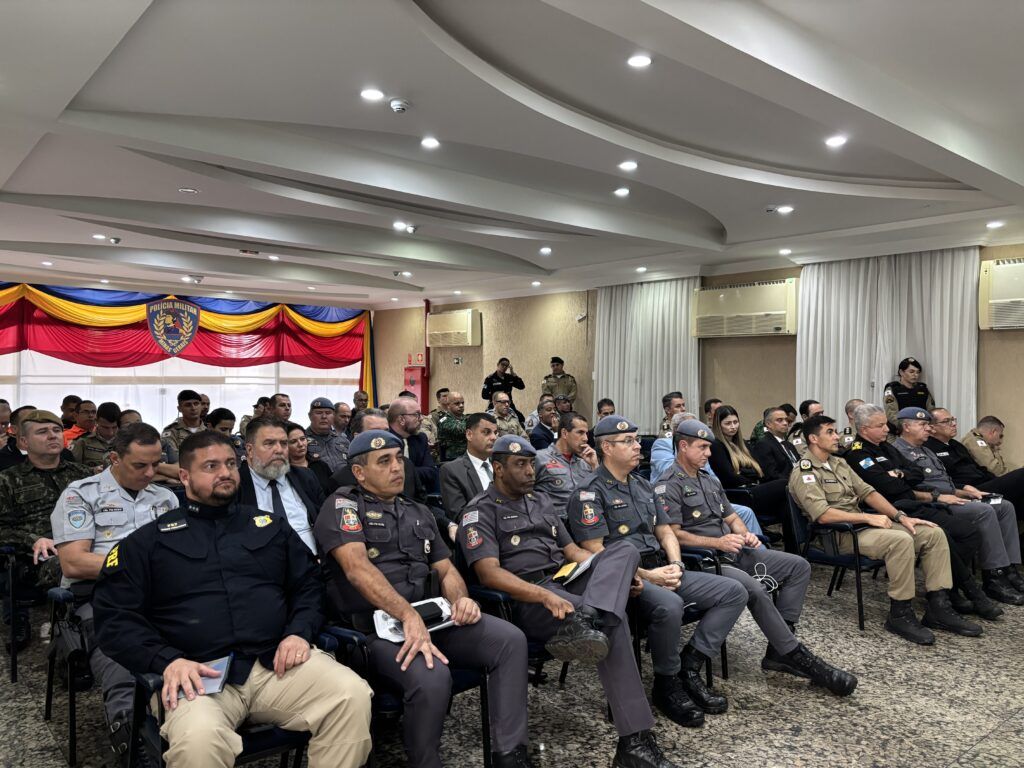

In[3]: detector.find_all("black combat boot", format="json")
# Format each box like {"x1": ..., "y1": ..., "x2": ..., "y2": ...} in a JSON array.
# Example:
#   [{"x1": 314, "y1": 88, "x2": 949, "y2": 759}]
[
  {"x1": 1003, "y1": 565, "x2": 1024, "y2": 593},
  {"x1": 492, "y1": 745, "x2": 534, "y2": 768},
  {"x1": 612, "y1": 730, "x2": 682, "y2": 768},
  {"x1": 983, "y1": 569, "x2": 1024, "y2": 606},
  {"x1": 961, "y1": 579, "x2": 1004, "y2": 620},
  {"x1": 678, "y1": 644, "x2": 727, "y2": 714},
  {"x1": 769, "y1": 644, "x2": 858, "y2": 696},
  {"x1": 948, "y1": 587, "x2": 975, "y2": 615},
  {"x1": 922, "y1": 590, "x2": 983, "y2": 637},
  {"x1": 544, "y1": 605, "x2": 609, "y2": 664},
  {"x1": 884, "y1": 599, "x2": 935, "y2": 645},
  {"x1": 651, "y1": 674, "x2": 704, "y2": 728}
]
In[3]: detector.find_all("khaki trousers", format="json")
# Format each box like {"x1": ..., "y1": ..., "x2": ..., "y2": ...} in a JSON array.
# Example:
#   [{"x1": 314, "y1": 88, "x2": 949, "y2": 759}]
[
  {"x1": 159, "y1": 650, "x2": 372, "y2": 768},
  {"x1": 839, "y1": 525, "x2": 952, "y2": 600}
]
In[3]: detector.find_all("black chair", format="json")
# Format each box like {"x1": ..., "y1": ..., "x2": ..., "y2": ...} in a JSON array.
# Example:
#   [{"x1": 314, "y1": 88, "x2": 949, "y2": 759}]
[
  {"x1": 129, "y1": 633, "x2": 341, "y2": 768},
  {"x1": 1, "y1": 544, "x2": 18, "y2": 682},
  {"x1": 784, "y1": 494, "x2": 885, "y2": 631},
  {"x1": 324, "y1": 625, "x2": 493, "y2": 768},
  {"x1": 43, "y1": 587, "x2": 93, "y2": 768},
  {"x1": 724, "y1": 488, "x2": 789, "y2": 549}
]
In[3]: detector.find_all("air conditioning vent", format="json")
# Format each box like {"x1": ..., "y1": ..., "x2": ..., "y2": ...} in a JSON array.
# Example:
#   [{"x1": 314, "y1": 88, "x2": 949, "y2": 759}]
[
  {"x1": 426, "y1": 308, "x2": 482, "y2": 347},
  {"x1": 691, "y1": 278, "x2": 798, "y2": 338},
  {"x1": 979, "y1": 260, "x2": 1024, "y2": 329}
]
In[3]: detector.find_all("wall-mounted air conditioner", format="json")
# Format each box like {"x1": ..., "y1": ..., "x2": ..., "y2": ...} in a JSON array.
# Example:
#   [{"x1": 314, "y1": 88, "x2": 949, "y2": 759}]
[
  {"x1": 426, "y1": 308, "x2": 482, "y2": 347},
  {"x1": 691, "y1": 278, "x2": 799, "y2": 338},
  {"x1": 979, "y1": 258, "x2": 1024, "y2": 329}
]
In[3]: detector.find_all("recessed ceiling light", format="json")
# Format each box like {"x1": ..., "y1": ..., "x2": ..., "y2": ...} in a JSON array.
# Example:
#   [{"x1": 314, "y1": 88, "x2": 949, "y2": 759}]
[
  {"x1": 393, "y1": 220, "x2": 408, "y2": 231},
  {"x1": 614, "y1": 187, "x2": 630, "y2": 198},
  {"x1": 177, "y1": 187, "x2": 199, "y2": 194},
  {"x1": 180, "y1": 276, "x2": 193, "y2": 283},
  {"x1": 307, "y1": 286, "x2": 316, "y2": 291},
  {"x1": 400, "y1": 271, "x2": 412, "y2": 278},
  {"x1": 453, "y1": 290, "x2": 462, "y2": 295},
  {"x1": 225, "y1": 290, "x2": 234, "y2": 294},
  {"x1": 390, "y1": 297, "x2": 399, "y2": 302},
  {"x1": 360, "y1": 88, "x2": 385, "y2": 102},
  {"x1": 635, "y1": 266, "x2": 648, "y2": 273},
  {"x1": 987, "y1": 220, "x2": 1005, "y2": 229},
  {"x1": 531, "y1": 280, "x2": 542, "y2": 287},
  {"x1": 99, "y1": 279, "x2": 109, "y2": 284},
  {"x1": 41, "y1": 261, "x2": 53, "y2": 266},
  {"x1": 779, "y1": 248, "x2": 792, "y2": 256},
  {"x1": 405, "y1": 225, "x2": 417, "y2": 234},
  {"x1": 268, "y1": 255, "x2": 280, "y2": 261},
  {"x1": 420, "y1": 136, "x2": 440, "y2": 150},
  {"x1": 627, "y1": 54, "x2": 652, "y2": 68},
  {"x1": 825, "y1": 134, "x2": 848, "y2": 148},
  {"x1": 539, "y1": 246, "x2": 552, "y2": 256},
  {"x1": 775, "y1": 205, "x2": 794, "y2": 215},
  {"x1": 91, "y1": 233, "x2": 106, "y2": 240},
  {"x1": 618, "y1": 160, "x2": 638, "y2": 172}
]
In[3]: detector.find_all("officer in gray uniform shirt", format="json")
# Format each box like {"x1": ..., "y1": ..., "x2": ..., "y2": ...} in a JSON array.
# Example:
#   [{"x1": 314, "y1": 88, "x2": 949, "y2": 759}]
[
  {"x1": 659, "y1": 420, "x2": 856, "y2": 696},
  {"x1": 532, "y1": 411, "x2": 599, "y2": 518},
  {"x1": 305, "y1": 397, "x2": 349, "y2": 473},
  {"x1": 50, "y1": 423, "x2": 178, "y2": 759},
  {"x1": 460, "y1": 434, "x2": 682, "y2": 768},
  {"x1": 568, "y1": 415, "x2": 746, "y2": 726},
  {"x1": 314, "y1": 430, "x2": 532, "y2": 768},
  {"x1": 892, "y1": 407, "x2": 1024, "y2": 589}
]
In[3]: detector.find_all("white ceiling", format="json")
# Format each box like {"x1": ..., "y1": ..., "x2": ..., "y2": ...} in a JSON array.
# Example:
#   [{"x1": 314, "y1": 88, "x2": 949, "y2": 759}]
[{"x1": 1, "y1": 0, "x2": 1023, "y2": 309}]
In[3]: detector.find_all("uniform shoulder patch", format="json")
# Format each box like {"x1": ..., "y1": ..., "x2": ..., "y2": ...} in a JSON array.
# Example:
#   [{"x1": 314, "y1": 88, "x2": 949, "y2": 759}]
[
  {"x1": 462, "y1": 510, "x2": 479, "y2": 526},
  {"x1": 976, "y1": 440, "x2": 988, "y2": 447},
  {"x1": 859, "y1": 458, "x2": 875, "y2": 469},
  {"x1": 801, "y1": 474, "x2": 816, "y2": 484},
  {"x1": 104, "y1": 544, "x2": 121, "y2": 571},
  {"x1": 851, "y1": 441, "x2": 862, "y2": 451},
  {"x1": 465, "y1": 526, "x2": 482, "y2": 549},
  {"x1": 158, "y1": 516, "x2": 188, "y2": 533},
  {"x1": 799, "y1": 459, "x2": 812, "y2": 470},
  {"x1": 341, "y1": 509, "x2": 362, "y2": 533},
  {"x1": 578, "y1": 490, "x2": 595, "y2": 502}
]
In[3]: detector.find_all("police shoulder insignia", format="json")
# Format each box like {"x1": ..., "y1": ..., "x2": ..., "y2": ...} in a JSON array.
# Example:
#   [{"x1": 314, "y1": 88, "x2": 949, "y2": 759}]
[
  {"x1": 158, "y1": 517, "x2": 188, "y2": 533},
  {"x1": 67, "y1": 508, "x2": 87, "y2": 530},
  {"x1": 341, "y1": 510, "x2": 362, "y2": 533},
  {"x1": 104, "y1": 544, "x2": 121, "y2": 571},
  {"x1": 799, "y1": 459, "x2": 812, "y2": 470},
  {"x1": 253, "y1": 515, "x2": 273, "y2": 528},
  {"x1": 801, "y1": 474, "x2": 816, "y2": 484},
  {"x1": 579, "y1": 490, "x2": 595, "y2": 502},
  {"x1": 335, "y1": 497, "x2": 357, "y2": 510},
  {"x1": 462, "y1": 510, "x2": 479, "y2": 526},
  {"x1": 465, "y1": 526, "x2": 482, "y2": 549},
  {"x1": 851, "y1": 441, "x2": 862, "y2": 451},
  {"x1": 581, "y1": 503, "x2": 599, "y2": 526}
]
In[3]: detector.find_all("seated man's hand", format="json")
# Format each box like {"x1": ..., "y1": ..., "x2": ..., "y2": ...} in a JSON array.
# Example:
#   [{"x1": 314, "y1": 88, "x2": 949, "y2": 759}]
[
  {"x1": 630, "y1": 572, "x2": 644, "y2": 597},
  {"x1": 865, "y1": 514, "x2": 892, "y2": 529},
  {"x1": 397, "y1": 611, "x2": 449, "y2": 671},
  {"x1": 642, "y1": 565, "x2": 681, "y2": 589},
  {"x1": 447, "y1": 522, "x2": 458, "y2": 542},
  {"x1": 741, "y1": 531, "x2": 762, "y2": 548},
  {"x1": 939, "y1": 494, "x2": 965, "y2": 505},
  {"x1": 541, "y1": 590, "x2": 575, "y2": 619},
  {"x1": 900, "y1": 516, "x2": 936, "y2": 535},
  {"x1": 450, "y1": 597, "x2": 480, "y2": 626},
  {"x1": 716, "y1": 533, "x2": 744, "y2": 554},
  {"x1": 32, "y1": 537, "x2": 57, "y2": 564},
  {"x1": 273, "y1": 634, "x2": 311, "y2": 678},
  {"x1": 162, "y1": 658, "x2": 222, "y2": 709},
  {"x1": 960, "y1": 485, "x2": 985, "y2": 500}
]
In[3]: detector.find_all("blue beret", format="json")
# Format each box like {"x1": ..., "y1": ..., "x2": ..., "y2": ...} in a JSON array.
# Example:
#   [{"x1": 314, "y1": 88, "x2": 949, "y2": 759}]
[
  {"x1": 675, "y1": 420, "x2": 715, "y2": 441},
  {"x1": 309, "y1": 397, "x2": 334, "y2": 410},
  {"x1": 492, "y1": 435, "x2": 536, "y2": 457},
  {"x1": 897, "y1": 407, "x2": 932, "y2": 421},
  {"x1": 348, "y1": 429, "x2": 402, "y2": 458},
  {"x1": 594, "y1": 416, "x2": 638, "y2": 437}
]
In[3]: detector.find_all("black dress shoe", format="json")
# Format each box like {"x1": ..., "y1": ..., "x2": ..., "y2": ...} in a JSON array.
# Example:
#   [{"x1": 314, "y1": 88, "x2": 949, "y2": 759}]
[
  {"x1": 492, "y1": 745, "x2": 534, "y2": 768},
  {"x1": 651, "y1": 675, "x2": 704, "y2": 728},
  {"x1": 922, "y1": 591, "x2": 983, "y2": 637},
  {"x1": 948, "y1": 588, "x2": 975, "y2": 615},
  {"x1": 983, "y1": 572, "x2": 1024, "y2": 606},
  {"x1": 612, "y1": 731, "x2": 681, "y2": 768},
  {"x1": 884, "y1": 599, "x2": 935, "y2": 645},
  {"x1": 678, "y1": 645, "x2": 727, "y2": 714},
  {"x1": 544, "y1": 606, "x2": 609, "y2": 664}
]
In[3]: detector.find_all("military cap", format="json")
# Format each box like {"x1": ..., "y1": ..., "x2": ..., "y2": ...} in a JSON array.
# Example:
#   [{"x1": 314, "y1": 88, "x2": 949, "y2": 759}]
[
  {"x1": 492, "y1": 434, "x2": 536, "y2": 457},
  {"x1": 554, "y1": 394, "x2": 570, "y2": 402},
  {"x1": 18, "y1": 409, "x2": 62, "y2": 428},
  {"x1": 177, "y1": 389, "x2": 202, "y2": 403},
  {"x1": 347, "y1": 429, "x2": 402, "y2": 459},
  {"x1": 593, "y1": 415, "x2": 638, "y2": 437},
  {"x1": 309, "y1": 397, "x2": 334, "y2": 410},
  {"x1": 897, "y1": 407, "x2": 932, "y2": 421},
  {"x1": 898, "y1": 357, "x2": 921, "y2": 371},
  {"x1": 550, "y1": 356, "x2": 564, "y2": 365},
  {"x1": 675, "y1": 419, "x2": 715, "y2": 442}
]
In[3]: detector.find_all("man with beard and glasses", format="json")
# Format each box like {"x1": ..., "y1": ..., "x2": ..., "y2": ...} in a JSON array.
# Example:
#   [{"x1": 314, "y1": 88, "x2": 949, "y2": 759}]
[{"x1": 93, "y1": 430, "x2": 372, "y2": 768}]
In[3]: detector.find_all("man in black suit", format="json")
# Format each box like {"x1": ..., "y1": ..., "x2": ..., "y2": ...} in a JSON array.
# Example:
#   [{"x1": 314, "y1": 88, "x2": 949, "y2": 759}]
[
  {"x1": 237, "y1": 416, "x2": 325, "y2": 555},
  {"x1": 529, "y1": 398, "x2": 559, "y2": 451},
  {"x1": 388, "y1": 397, "x2": 440, "y2": 495},
  {"x1": 440, "y1": 413, "x2": 498, "y2": 535},
  {"x1": 751, "y1": 406, "x2": 801, "y2": 482}
]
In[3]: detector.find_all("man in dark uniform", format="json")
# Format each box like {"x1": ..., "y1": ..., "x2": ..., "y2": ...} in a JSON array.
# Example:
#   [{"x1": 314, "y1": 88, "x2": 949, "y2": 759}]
[
  {"x1": 460, "y1": 435, "x2": 682, "y2": 768},
  {"x1": 660, "y1": 420, "x2": 857, "y2": 694},
  {"x1": 315, "y1": 430, "x2": 531, "y2": 768},
  {"x1": 568, "y1": 416, "x2": 748, "y2": 726},
  {"x1": 844, "y1": 404, "x2": 1008, "y2": 617},
  {"x1": 305, "y1": 397, "x2": 349, "y2": 473},
  {"x1": 93, "y1": 430, "x2": 372, "y2": 768},
  {"x1": 837, "y1": 399, "x2": 865, "y2": 453},
  {"x1": 481, "y1": 357, "x2": 526, "y2": 418},
  {"x1": 883, "y1": 357, "x2": 935, "y2": 433}
]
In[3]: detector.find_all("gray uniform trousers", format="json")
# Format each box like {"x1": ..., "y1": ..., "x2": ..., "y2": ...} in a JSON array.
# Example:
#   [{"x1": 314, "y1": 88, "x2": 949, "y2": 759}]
[
  {"x1": 77, "y1": 602, "x2": 135, "y2": 722},
  {"x1": 366, "y1": 614, "x2": 528, "y2": 768},
  {"x1": 960, "y1": 499, "x2": 1020, "y2": 569},
  {"x1": 633, "y1": 571, "x2": 746, "y2": 675},
  {"x1": 719, "y1": 547, "x2": 811, "y2": 655},
  {"x1": 512, "y1": 540, "x2": 655, "y2": 738}
]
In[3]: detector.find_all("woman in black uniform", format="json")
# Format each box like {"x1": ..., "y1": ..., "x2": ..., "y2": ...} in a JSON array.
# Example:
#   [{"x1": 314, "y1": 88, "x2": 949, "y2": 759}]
[{"x1": 883, "y1": 357, "x2": 935, "y2": 432}]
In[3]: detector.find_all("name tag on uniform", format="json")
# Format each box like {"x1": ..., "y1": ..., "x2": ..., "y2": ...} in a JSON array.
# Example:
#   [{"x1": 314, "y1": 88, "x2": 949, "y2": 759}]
[
  {"x1": 654, "y1": 485, "x2": 666, "y2": 495},
  {"x1": 859, "y1": 458, "x2": 875, "y2": 469},
  {"x1": 936, "y1": 452, "x2": 950, "y2": 457},
  {"x1": 802, "y1": 474, "x2": 816, "y2": 484}
]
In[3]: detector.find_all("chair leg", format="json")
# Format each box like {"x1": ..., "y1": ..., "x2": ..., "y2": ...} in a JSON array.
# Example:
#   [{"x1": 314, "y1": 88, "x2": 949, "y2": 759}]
[
  {"x1": 480, "y1": 675, "x2": 492, "y2": 768},
  {"x1": 719, "y1": 640, "x2": 729, "y2": 681},
  {"x1": 292, "y1": 746, "x2": 305, "y2": 768},
  {"x1": 826, "y1": 567, "x2": 841, "y2": 596},
  {"x1": 67, "y1": 661, "x2": 77, "y2": 768},
  {"x1": 278, "y1": 752, "x2": 289, "y2": 768},
  {"x1": 835, "y1": 568, "x2": 847, "y2": 592},
  {"x1": 44, "y1": 649, "x2": 56, "y2": 721},
  {"x1": 855, "y1": 567, "x2": 866, "y2": 632},
  {"x1": 557, "y1": 661, "x2": 569, "y2": 689}
]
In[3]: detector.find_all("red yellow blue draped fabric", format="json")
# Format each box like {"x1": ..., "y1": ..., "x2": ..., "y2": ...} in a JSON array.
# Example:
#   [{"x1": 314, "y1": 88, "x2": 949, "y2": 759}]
[{"x1": 0, "y1": 284, "x2": 373, "y2": 392}]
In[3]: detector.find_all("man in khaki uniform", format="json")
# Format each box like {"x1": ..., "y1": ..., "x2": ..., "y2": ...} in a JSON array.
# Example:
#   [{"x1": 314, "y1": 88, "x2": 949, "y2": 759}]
[
  {"x1": 789, "y1": 414, "x2": 958, "y2": 646},
  {"x1": 492, "y1": 393, "x2": 526, "y2": 438},
  {"x1": 161, "y1": 389, "x2": 206, "y2": 453},
  {"x1": 541, "y1": 356, "x2": 578, "y2": 405},
  {"x1": 69, "y1": 401, "x2": 121, "y2": 469},
  {"x1": 965, "y1": 416, "x2": 1013, "y2": 477}
]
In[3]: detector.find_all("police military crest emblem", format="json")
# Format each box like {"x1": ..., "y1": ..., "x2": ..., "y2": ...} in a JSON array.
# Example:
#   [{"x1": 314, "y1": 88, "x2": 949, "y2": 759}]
[{"x1": 147, "y1": 299, "x2": 200, "y2": 355}]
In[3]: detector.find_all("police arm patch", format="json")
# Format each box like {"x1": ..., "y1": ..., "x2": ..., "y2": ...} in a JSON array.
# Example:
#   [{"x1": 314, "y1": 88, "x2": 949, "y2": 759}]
[
  {"x1": 341, "y1": 510, "x2": 362, "y2": 533},
  {"x1": 462, "y1": 510, "x2": 479, "y2": 526},
  {"x1": 104, "y1": 544, "x2": 121, "y2": 571}
]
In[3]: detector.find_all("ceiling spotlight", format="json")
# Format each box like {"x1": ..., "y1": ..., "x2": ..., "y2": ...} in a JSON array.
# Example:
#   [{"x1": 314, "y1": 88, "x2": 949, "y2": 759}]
[
  {"x1": 91, "y1": 233, "x2": 106, "y2": 240},
  {"x1": 420, "y1": 136, "x2": 440, "y2": 150},
  {"x1": 393, "y1": 220, "x2": 408, "y2": 231},
  {"x1": 239, "y1": 248, "x2": 260, "y2": 255},
  {"x1": 779, "y1": 248, "x2": 792, "y2": 256},
  {"x1": 400, "y1": 271, "x2": 412, "y2": 278},
  {"x1": 99, "y1": 279, "x2": 109, "y2": 284},
  {"x1": 177, "y1": 187, "x2": 199, "y2": 194},
  {"x1": 453, "y1": 290, "x2": 462, "y2": 295},
  {"x1": 390, "y1": 297, "x2": 399, "y2": 302},
  {"x1": 307, "y1": 286, "x2": 316, "y2": 291},
  {"x1": 613, "y1": 187, "x2": 630, "y2": 198},
  {"x1": 825, "y1": 134, "x2": 848, "y2": 148},
  {"x1": 618, "y1": 160, "x2": 638, "y2": 172},
  {"x1": 635, "y1": 266, "x2": 648, "y2": 273},
  {"x1": 987, "y1": 220, "x2": 1006, "y2": 229},
  {"x1": 405, "y1": 225, "x2": 418, "y2": 234},
  {"x1": 108, "y1": 237, "x2": 121, "y2": 244},
  {"x1": 539, "y1": 246, "x2": 552, "y2": 256},
  {"x1": 627, "y1": 54, "x2": 652, "y2": 68},
  {"x1": 360, "y1": 87, "x2": 385, "y2": 102},
  {"x1": 531, "y1": 280, "x2": 542, "y2": 287},
  {"x1": 225, "y1": 290, "x2": 234, "y2": 294},
  {"x1": 41, "y1": 261, "x2": 53, "y2": 266},
  {"x1": 775, "y1": 205, "x2": 794, "y2": 215},
  {"x1": 180, "y1": 276, "x2": 193, "y2": 283},
  {"x1": 268, "y1": 255, "x2": 280, "y2": 261}
]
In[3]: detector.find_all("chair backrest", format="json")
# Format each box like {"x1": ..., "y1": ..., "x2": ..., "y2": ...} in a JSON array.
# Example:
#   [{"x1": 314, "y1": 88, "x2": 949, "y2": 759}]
[{"x1": 784, "y1": 492, "x2": 811, "y2": 550}]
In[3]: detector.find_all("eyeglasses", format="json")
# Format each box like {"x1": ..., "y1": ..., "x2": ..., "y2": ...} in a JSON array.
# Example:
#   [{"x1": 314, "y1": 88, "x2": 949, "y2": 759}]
[
  {"x1": 934, "y1": 418, "x2": 957, "y2": 425},
  {"x1": 494, "y1": 399, "x2": 510, "y2": 404},
  {"x1": 604, "y1": 437, "x2": 639, "y2": 447},
  {"x1": 402, "y1": 411, "x2": 423, "y2": 418}
]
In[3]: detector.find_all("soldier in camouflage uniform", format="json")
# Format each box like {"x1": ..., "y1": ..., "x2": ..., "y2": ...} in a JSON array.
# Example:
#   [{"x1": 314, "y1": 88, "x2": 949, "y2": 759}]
[
  {"x1": 161, "y1": 389, "x2": 206, "y2": 454},
  {"x1": 69, "y1": 401, "x2": 121, "y2": 469}
]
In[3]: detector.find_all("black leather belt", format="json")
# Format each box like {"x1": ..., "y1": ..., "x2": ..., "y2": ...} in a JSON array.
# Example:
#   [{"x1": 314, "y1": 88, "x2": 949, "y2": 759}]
[{"x1": 519, "y1": 565, "x2": 560, "y2": 584}]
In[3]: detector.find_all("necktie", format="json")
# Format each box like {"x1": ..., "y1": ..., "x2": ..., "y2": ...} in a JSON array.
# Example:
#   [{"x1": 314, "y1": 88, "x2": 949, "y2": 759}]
[
  {"x1": 482, "y1": 460, "x2": 493, "y2": 487},
  {"x1": 268, "y1": 479, "x2": 287, "y2": 517},
  {"x1": 784, "y1": 443, "x2": 798, "y2": 464}
]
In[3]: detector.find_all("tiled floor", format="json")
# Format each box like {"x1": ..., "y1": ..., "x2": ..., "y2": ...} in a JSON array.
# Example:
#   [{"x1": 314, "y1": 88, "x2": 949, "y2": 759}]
[{"x1": 2, "y1": 564, "x2": 1023, "y2": 767}]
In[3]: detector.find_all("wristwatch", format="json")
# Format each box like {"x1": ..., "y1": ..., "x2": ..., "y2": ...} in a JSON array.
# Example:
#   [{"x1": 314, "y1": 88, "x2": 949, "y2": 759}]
[
  {"x1": 930, "y1": 489, "x2": 941, "y2": 502},
  {"x1": 669, "y1": 560, "x2": 684, "y2": 569},
  {"x1": 893, "y1": 511, "x2": 906, "y2": 524}
]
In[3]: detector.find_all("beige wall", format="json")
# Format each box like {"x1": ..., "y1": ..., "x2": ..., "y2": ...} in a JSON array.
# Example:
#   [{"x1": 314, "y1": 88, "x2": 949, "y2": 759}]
[
  {"x1": 372, "y1": 290, "x2": 596, "y2": 416},
  {"x1": 698, "y1": 268, "x2": 801, "y2": 425}
]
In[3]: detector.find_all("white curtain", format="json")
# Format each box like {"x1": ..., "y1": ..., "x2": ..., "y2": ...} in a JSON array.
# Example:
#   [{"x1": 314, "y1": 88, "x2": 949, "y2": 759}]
[
  {"x1": 796, "y1": 247, "x2": 978, "y2": 427},
  {"x1": 596, "y1": 277, "x2": 700, "y2": 433}
]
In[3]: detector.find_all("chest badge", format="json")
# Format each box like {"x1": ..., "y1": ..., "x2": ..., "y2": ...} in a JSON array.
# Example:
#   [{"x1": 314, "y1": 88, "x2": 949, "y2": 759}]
[
  {"x1": 424, "y1": 539, "x2": 431, "y2": 555},
  {"x1": 617, "y1": 524, "x2": 630, "y2": 535},
  {"x1": 511, "y1": 534, "x2": 521, "y2": 546},
  {"x1": 551, "y1": 525, "x2": 558, "y2": 537},
  {"x1": 692, "y1": 510, "x2": 701, "y2": 518},
  {"x1": 367, "y1": 547, "x2": 380, "y2": 560},
  {"x1": 924, "y1": 468, "x2": 932, "y2": 474},
  {"x1": 366, "y1": 511, "x2": 384, "y2": 520},
  {"x1": 253, "y1": 515, "x2": 272, "y2": 528}
]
